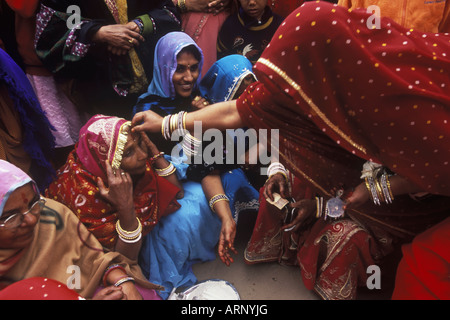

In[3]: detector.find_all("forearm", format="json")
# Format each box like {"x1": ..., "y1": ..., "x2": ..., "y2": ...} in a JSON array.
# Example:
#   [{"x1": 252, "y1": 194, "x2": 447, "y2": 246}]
[
  {"x1": 185, "y1": 100, "x2": 243, "y2": 132},
  {"x1": 201, "y1": 173, "x2": 233, "y2": 222},
  {"x1": 114, "y1": 209, "x2": 142, "y2": 260},
  {"x1": 388, "y1": 175, "x2": 424, "y2": 196},
  {"x1": 153, "y1": 155, "x2": 184, "y2": 198}
]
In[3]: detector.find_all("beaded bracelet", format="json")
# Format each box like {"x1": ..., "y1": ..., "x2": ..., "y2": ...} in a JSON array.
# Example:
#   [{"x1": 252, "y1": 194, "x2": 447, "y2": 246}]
[
  {"x1": 209, "y1": 194, "x2": 230, "y2": 213},
  {"x1": 150, "y1": 151, "x2": 164, "y2": 162},
  {"x1": 132, "y1": 18, "x2": 144, "y2": 35}
]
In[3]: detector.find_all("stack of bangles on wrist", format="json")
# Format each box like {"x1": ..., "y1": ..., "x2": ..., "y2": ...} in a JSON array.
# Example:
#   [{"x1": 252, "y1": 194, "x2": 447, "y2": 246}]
[
  {"x1": 102, "y1": 264, "x2": 135, "y2": 287},
  {"x1": 209, "y1": 194, "x2": 230, "y2": 213},
  {"x1": 266, "y1": 162, "x2": 288, "y2": 182},
  {"x1": 182, "y1": 133, "x2": 202, "y2": 157},
  {"x1": 161, "y1": 111, "x2": 187, "y2": 140},
  {"x1": 155, "y1": 162, "x2": 176, "y2": 177},
  {"x1": 115, "y1": 217, "x2": 142, "y2": 244},
  {"x1": 364, "y1": 172, "x2": 394, "y2": 205},
  {"x1": 150, "y1": 151, "x2": 177, "y2": 176}
]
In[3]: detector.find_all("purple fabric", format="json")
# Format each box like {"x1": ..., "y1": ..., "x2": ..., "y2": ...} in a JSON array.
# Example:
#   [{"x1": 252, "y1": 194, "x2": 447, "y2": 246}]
[
  {"x1": 0, "y1": 160, "x2": 36, "y2": 218},
  {"x1": 141, "y1": 31, "x2": 203, "y2": 99}
]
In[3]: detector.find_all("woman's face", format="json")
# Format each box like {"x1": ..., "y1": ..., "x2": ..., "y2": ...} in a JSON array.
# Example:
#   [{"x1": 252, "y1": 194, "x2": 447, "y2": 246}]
[
  {"x1": 0, "y1": 183, "x2": 40, "y2": 250},
  {"x1": 173, "y1": 51, "x2": 200, "y2": 98},
  {"x1": 120, "y1": 130, "x2": 148, "y2": 176}
]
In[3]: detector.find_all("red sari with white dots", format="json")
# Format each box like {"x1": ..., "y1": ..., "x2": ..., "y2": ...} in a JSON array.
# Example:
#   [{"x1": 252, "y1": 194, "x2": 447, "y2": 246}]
[{"x1": 239, "y1": 2, "x2": 450, "y2": 299}]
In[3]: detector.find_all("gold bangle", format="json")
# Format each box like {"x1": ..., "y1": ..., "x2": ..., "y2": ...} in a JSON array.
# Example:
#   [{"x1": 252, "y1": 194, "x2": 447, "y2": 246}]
[
  {"x1": 374, "y1": 178, "x2": 385, "y2": 203},
  {"x1": 385, "y1": 175, "x2": 394, "y2": 201},
  {"x1": 209, "y1": 194, "x2": 229, "y2": 212},
  {"x1": 115, "y1": 217, "x2": 142, "y2": 240},
  {"x1": 155, "y1": 163, "x2": 176, "y2": 176},
  {"x1": 182, "y1": 111, "x2": 187, "y2": 131},
  {"x1": 364, "y1": 177, "x2": 374, "y2": 202}
]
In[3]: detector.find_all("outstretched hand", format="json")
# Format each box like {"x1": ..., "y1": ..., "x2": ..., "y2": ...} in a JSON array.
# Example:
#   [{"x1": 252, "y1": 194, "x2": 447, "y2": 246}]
[{"x1": 131, "y1": 110, "x2": 164, "y2": 134}]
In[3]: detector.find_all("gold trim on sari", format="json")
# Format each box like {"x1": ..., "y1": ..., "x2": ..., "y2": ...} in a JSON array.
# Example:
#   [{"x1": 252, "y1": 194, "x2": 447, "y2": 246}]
[{"x1": 258, "y1": 58, "x2": 367, "y2": 156}]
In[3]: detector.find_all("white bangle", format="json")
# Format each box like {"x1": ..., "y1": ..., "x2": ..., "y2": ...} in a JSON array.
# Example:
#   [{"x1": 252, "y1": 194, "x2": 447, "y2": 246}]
[
  {"x1": 118, "y1": 232, "x2": 142, "y2": 243},
  {"x1": 115, "y1": 217, "x2": 142, "y2": 240},
  {"x1": 155, "y1": 162, "x2": 176, "y2": 177},
  {"x1": 267, "y1": 162, "x2": 288, "y2": 181},
  {"x1": 114, "y1": 276, "x2": 135, "y2": 287}
]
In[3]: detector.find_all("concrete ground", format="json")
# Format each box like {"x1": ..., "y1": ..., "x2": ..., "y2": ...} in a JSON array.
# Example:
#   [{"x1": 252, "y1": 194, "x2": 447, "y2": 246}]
[
  {"x1": 191, "y1": 209, "x2": 397, "y2": 300},
  {"x1": 192, "y1": 210, "x2": 319, "y2": 300}
]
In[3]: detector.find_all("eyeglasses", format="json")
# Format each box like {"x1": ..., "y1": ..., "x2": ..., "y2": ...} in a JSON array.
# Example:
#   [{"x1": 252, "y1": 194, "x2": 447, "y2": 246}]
[{"x1": 0, "y1": 198, "x2": 46, "y2": 229}]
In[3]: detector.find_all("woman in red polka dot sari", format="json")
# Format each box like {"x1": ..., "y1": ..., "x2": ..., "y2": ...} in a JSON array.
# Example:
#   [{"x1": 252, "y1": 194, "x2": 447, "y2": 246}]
[{"x1": 132, "y1": 1, "x2": 450, "y2": 299}]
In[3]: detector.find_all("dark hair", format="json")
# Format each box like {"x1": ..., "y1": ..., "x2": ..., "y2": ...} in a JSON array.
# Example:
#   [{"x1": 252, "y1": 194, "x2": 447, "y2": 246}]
[{"x1": 178, "y1": 45, "x2": 202, "y2": 63}]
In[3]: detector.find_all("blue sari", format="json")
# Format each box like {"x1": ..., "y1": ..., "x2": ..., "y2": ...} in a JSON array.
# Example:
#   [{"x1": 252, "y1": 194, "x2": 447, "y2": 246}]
[{"x1": 135, "y1": 33, "x2": 259, "y2": 299}]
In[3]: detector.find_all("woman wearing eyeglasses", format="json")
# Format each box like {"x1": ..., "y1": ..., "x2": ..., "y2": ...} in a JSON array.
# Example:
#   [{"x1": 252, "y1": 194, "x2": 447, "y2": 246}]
[{"x1": 0, "y1": 159, "x2": 162, "y2": 300}]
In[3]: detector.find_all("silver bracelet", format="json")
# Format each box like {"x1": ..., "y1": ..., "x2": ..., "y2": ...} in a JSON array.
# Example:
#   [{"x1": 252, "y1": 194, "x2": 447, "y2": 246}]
[
  {"x1": 114, "y1": 276, "x2": 135, "y2": 287},
  {"x1": 365, "y1": 176, "x2": 381, "y2": 205}
]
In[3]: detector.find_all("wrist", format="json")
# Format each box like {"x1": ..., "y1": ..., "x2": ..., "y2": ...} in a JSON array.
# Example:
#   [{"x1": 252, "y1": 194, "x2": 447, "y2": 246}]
[
  {"x1": 91, "y1": 28, "x2": 104, "y2": 43},
  {"x1": 116, "y1": 217, "x2": 142, "y2": 244},
  {"x1": 116, "y1": 204, "x2": 136, "y2": 221},
  {"x1": 114, "y1": 276, "x2": 135, "y2": 287},
  {"x1": 104, "y1": 265, "x2": 127, "y2": 286}
]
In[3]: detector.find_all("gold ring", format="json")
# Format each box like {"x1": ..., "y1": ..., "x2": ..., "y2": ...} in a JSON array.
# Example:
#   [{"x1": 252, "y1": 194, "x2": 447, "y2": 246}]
[
  {"x1": 203, "y1": 101, "x2": 208, "y2": 106},
  {"x1": 128, "y1": 39, "x2": 133, "y2": 44},
  {"x1": 121, "y1": 172, "x2": 126, "y2": 176}
]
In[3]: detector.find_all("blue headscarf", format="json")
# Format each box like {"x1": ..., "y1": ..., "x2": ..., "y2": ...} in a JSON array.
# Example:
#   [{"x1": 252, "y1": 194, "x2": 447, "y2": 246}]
[
  {"x1": 199, "y1": 54, "x2": 255, "y2": 104},
  {"x1": 138, "y1": 32, "x2": 203, "y2": 101},
  {"x1": 0, "y1": 49, "x2": 55, "y2": 191}
]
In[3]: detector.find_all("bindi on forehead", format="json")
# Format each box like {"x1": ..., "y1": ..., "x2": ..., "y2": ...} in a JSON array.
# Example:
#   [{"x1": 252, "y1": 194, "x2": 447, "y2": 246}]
[{"x1": 21, "y1": 192, "x2": 29, "y2": 205}]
